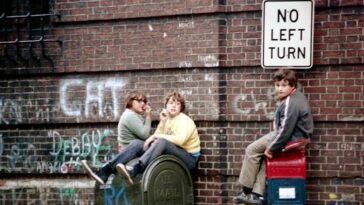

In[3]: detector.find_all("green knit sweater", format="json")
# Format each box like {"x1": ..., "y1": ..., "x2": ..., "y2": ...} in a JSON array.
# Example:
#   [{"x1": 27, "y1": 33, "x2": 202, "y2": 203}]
[{"x1": 117, "y1": 109, "x2": 151, "y2": 146}]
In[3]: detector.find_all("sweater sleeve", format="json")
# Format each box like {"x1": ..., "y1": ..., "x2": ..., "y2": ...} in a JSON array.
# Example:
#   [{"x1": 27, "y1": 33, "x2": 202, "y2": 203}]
[
  {"x1": 268, "y1": 97, "x2": 299, "y2": 153},
  {"x1": 123, "y1": 112, "x2": 151, "y2": 140},
  {"x1": 117, "y1": 117, "x2": 124, "y2": 145}
]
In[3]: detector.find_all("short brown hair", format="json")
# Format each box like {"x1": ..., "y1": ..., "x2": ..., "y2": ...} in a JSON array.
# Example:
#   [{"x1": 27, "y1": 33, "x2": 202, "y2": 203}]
[
  {"x1": 165, "y1": 92, "x2": 185, "y2": 112},
  {"x1": 125, "y1": 92, "x2": 147, "y2": 108},
  {"x1": 273, "y1": 69, "x2": 298, "y2": 88}
]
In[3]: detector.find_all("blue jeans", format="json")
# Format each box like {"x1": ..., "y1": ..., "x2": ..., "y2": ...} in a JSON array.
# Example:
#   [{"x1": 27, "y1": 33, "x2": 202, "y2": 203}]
[
  {"x1": 140, "y1": 138, "x2": 198, "y2": 171},
  {"x1": 107, "y1": 138, "x2": 197, "y2": 172},
  {"x1": 107, "y1": 139, "x2": 145, "y2": 172}
]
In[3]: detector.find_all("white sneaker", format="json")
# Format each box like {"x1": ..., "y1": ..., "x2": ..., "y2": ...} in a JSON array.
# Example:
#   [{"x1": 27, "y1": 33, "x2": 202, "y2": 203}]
[
  {"x1": 116, "y1": 164, "x2": 134, "y2": 185},
  {"x1": 80, "y1": 160, "x2": 106, "y2": 185}
]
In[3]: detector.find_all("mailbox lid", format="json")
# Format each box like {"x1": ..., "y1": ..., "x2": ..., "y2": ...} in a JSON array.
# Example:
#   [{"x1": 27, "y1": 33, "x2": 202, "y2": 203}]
[
  {"x1": 267, "y1": 151, "x2": 306, "y2": 179},
  {"x1": 142, "y1": 155, "x2": 194, "y2": 205}
]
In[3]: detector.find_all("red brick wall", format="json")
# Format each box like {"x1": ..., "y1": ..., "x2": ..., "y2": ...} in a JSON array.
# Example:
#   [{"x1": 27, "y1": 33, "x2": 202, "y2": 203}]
[{"x1": 0, "y1": 0, "x2": 363, "y2": 205}]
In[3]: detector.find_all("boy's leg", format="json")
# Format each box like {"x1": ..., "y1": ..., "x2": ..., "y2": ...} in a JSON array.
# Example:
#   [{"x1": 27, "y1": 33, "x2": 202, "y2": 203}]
[
  {"x1": 81, "y1": 139, "x2": 145, "y2": 185},
  {"x1": 108, "y1": 139, "x2": 145, "y2": 171},
  {"x1": 140, "y1": 138, "x2": 197, "y2": 170},
  {"x1": 161, "y1": 138, "x2": 197, "y2": 170},
  {"x1": 238, "y1": 131, "x2": 277, "y2": 190},
  {"x1": 252, "y1": 159, "x2": 266, "y2": 196},
  {"x1": 233, "y1": 131, "x2": 276, "y2": 204},
  {"x1": 117, "y1": 138, "x2": 180, "y2": 185},
  {"x1": 117, "y1": 138, "x2": 197, "y2": 185}
]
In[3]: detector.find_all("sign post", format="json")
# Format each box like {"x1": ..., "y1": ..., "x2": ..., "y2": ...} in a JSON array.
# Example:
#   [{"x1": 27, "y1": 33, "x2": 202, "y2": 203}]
[{"x1": 262, "y1": 0, "x2": 314, "y2": 68}]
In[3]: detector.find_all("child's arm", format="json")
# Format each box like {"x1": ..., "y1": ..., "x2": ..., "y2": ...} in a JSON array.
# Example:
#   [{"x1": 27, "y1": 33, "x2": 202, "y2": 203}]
[{"x1": 268, "y1": 99, "x2": 299, "y2": 153}]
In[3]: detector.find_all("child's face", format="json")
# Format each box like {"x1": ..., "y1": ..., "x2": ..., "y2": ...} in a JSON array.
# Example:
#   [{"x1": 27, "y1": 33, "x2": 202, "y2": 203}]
[
  {"x1": 130, "y1": 97, "x2": 147, "y2": 114},
  {"x1": 274, "y1": 80, "x2": 295, "y2": 99},
  {"x1": 166, "y1": 97, "x2": 182, "y2": 117}
]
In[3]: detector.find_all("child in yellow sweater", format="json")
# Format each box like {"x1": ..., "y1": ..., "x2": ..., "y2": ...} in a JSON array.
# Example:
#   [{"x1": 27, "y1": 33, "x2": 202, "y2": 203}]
[{"x1": 82, "y1": 92, "x2": 200, "y2": 185}]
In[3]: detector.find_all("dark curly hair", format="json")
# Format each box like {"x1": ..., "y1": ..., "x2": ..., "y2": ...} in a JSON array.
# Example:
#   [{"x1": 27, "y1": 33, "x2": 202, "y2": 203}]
[{"x1": 273, "y1": 69, "x2": 298, "y2": 88}]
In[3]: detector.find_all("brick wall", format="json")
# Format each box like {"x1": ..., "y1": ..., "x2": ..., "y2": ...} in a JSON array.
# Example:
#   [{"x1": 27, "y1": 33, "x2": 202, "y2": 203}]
[{"x1": 0, "y1": 0, "x2": 363, "y2": 205}]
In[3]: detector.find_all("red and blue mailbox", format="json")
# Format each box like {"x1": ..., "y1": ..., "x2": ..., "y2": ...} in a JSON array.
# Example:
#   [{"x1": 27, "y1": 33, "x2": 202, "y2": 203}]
[{"x1": 265, "y1": 139, "x2": 308, "y2": 205}]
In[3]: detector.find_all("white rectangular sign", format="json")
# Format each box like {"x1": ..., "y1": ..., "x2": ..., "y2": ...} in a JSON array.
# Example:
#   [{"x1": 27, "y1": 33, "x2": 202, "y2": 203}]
[
  {"x1": 262, "y1": 0, "x2": 314, "y2": 68},
  {"x1": 279, "y1": 187, "x2": 296, "y2": 199}
]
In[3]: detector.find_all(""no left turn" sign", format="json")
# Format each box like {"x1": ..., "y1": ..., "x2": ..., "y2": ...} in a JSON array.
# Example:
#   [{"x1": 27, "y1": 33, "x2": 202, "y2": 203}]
[{"x1": 262, "y1": 0, "x2": 314, "y2": 69}]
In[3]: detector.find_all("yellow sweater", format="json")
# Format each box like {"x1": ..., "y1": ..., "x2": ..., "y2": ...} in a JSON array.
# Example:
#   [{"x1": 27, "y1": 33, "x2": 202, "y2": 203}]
[{"x1": 154, "y1": 112, "x2": 200, "y2": 154}]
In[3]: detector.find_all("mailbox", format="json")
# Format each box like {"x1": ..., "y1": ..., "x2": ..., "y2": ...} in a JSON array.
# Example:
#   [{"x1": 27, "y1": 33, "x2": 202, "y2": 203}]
[
  {"x1": 266, "y1": 149, "x2": 307, "y2": 205},
  {"x1": 95, "y1": 155, "x2": 194, "y2": 205}
]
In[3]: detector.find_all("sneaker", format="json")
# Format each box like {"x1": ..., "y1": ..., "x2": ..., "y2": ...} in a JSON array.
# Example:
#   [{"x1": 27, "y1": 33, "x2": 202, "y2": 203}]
[
  {"x1": 233, "y1": 192, "x2": 262, "y2": 205},
  {"x1": 81, "y1": 160, "x2": 108, "y2": 185},
  {"x1": 116, "y1": 163, "x2": 134, "y2": 185}
]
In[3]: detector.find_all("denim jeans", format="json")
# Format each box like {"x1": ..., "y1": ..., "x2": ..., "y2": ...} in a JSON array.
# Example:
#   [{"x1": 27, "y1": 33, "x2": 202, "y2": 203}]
[
  {"x1": 107, "y1": 138, "x2": 197, "y2": 172},
  {"x1": 140, "y1": 138, "x2": 198, "y2": 171},
  {"x1": 107, "y1": 139, "x2": 145, "y2": 172}
]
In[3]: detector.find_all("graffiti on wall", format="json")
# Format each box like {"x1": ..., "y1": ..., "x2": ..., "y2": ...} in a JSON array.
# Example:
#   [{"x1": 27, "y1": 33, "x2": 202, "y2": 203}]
[
  {"x1": 0, "y1": 179, "x2": 94, "y2": 205},
  {"x1": 0, "y1": 129, "x2": 115, "y2": 174},
  {"x1": 233, "y1": 88, "x2": 277, "y2": 120},
  {"x1": 0, "y1": 178, "x2": 133, "y2": 205},
  {"x1": 49, "y1": 129, "x2": 114, "y2": 173},
  {"x1": 59, "y1": 78, "x2": 127, "y2": 121},
  {"x1": 0, "y1": 77, "x2": 128, "y2": 124},
  {"x1": 102, "y1": 183, "x2": 130, "y2": 205}
]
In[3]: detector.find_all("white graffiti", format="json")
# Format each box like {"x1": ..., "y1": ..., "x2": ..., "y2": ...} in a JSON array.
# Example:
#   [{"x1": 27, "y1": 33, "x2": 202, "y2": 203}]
[
  {"x1": 60, "y1": 79, "x2": 83, "y2": 117},
  {"x1": 178, "y1": 21, "x2": 194, "y2": 29},
  {"x1": 0, "y1": 77, "x2": 127, "y2": 124},
  {"x1": 3, "y1": 143, "x2": 38, "y2": 173},
  {"x1": 148, "y1": 24, "x2": 153, "y2": 31},
  {"x1": 0, "y1": 179, "x2": 94, "y2": 205},
  {"x1": 0, "y1": 97, "x2": 22, "y2": 124},
  {"x1": 198, "y1": 54, "x2": 219, "y2": 67},
  {"x1": 49, "y1": 129, "x2": 113, "y2": 173},
  {"x1": 0, "y1": 129, "x2": 114, "y2": 174},
  {"x1": 233, "y1": 88, "x2": 277, "y2": 119},
  {"x1": 178, "y1": 61, "x2": 192, "y2": 68},
  {"x1": 60, "y1": 78, "x2": 127, "y2": 120},
  {"x1": 204, "y1": 73, "x2": 216, "y2": 81}
]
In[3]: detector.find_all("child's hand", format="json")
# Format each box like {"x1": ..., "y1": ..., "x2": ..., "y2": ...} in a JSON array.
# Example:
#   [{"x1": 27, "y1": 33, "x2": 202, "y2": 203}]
[
  {"x1": 144, "y1": 104, "x2": 152, "y2": 114},
  {"x1": 144, "y1": 135, "x2": 156, "y2": 150},
  {"x1": 264, "y1": 148, "x2": 273, "y2": 159},
  {"x1": 118, "y1": 144, "x2": 125, "y2": 152},
  {"x1": 159, "y1": 109, "x2": 168, "y2": 121}
]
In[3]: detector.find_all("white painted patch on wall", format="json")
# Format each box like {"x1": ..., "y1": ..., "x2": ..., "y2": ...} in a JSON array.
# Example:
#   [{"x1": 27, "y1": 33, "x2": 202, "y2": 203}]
[
  {"x1": 178, "y1": 75, "x2": 193, "y2": 82},
  {"x1": 148, "y1": 24, "x2": 153, "y2": 31},
  {"x1": 178, "y1": 21, "x2": 194, "y2": 29},
  {"x1": 163, "y1": 32, "x2": 167, "y2": 38},
  {"x1": 341, "y1": 116, "x2": 364, "y2": 121},
  {"x1": 178, "y1": 61, "x2": 192, "y2": 68},
  {"x1": 179, "y1": 89, "x2": 193, "y2": 96},
  {"x1": 198, "y1": 55, "x2": 219, "y2": 67},
  {"x1": 204, "y1": 73, "x2": 215, "y2": 81}
]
